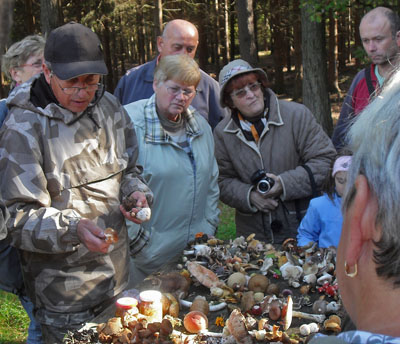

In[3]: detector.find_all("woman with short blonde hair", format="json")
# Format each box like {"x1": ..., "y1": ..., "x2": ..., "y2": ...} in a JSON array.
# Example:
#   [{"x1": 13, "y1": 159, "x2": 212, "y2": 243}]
[{"x1": 124, "y1": 54, "x2": 220, "y2": 287}]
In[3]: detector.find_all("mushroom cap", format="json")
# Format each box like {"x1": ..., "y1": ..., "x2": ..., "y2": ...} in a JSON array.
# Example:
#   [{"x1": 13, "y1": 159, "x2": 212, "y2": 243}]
[
  {"x1": 248, "y1": 274, "x2": 269, "y2": 293},
  {"x1": 227, "y1": 272, "x2": 247, "y2": 289}
]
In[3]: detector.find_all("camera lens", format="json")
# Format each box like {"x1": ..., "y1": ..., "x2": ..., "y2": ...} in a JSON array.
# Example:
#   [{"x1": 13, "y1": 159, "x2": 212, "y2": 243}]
[{"x1": 257, "y1": 180, "x2": 271, "y2": 193}]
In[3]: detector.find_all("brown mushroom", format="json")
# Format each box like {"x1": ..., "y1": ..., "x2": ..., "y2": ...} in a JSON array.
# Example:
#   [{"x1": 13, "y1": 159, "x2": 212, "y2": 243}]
[
  {"x1": 248, "y1": 274, "x2": 269, "y2": 293},
  {"x1": 190, "y1": 296, "x2": 210, "y2": 316},
  {"x1": 268, "y1": 301, "x2": 281, "y2": 321}
]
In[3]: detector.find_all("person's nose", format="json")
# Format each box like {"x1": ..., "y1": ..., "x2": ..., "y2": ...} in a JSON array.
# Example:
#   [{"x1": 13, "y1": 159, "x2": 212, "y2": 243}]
[
  {"x1": 174, "y1": 89, "x2": 186, "y2": 100},
  {"x1": 367, "y1": 41, "x2": 377, "y2": 52},
  {"x1": 245, "y1": 87, "x2": 256, "y2": 98}
]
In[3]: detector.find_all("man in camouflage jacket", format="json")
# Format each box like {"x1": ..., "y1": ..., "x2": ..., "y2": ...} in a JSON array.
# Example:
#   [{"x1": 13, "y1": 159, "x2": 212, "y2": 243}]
[{"x1": 0, "y1": 22, "x2": 152, "y2": 343}]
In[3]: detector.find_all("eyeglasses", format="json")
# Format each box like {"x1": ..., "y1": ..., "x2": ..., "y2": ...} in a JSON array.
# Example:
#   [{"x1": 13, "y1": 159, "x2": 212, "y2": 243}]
[
  {"x1": 165, "y1": 85, "x2": 196, "y2": 98},
  {"x1": 231, "y1": 82, "x2": 262, "y2": 98},
  {"x1": 51, "y1": 73, "x2": 102, "y2": 95},
  {"x1": 19, "y1": 60, "x2": 43, "y2": 69}
]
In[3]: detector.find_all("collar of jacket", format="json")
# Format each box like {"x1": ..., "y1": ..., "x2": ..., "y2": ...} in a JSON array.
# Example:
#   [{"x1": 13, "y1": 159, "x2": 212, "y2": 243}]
[
  {"x1": 143, "y1": 93, "x2": 202, "y2": 143},
  {"x1": 223, "y1": 88, "x2": 284, "y2": 135},
  {"x1": 144, "y1": 58, "x2": 158, "y2": 83}
]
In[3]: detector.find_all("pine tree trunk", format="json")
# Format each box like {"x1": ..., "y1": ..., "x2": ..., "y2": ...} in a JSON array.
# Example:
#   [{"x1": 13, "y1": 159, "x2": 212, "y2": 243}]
[
  {"x1": 301, "y1": 3, "x2": 333, "y2": 135},
  {"x1": 328, "y1": 9, "x2": 340, "y2": 93},
  {"x1": 40, "y1": 0, "x2": 62, "y2": 36},
  {"x1": 270, "y1": 0, "x2": 285, "y2": 93},
  {"x1": 292, "y1": 0, "x2": 302, "y2": 101},
  {"x1": 236, "y1": 0, "x2": 258, "y2": 65}
]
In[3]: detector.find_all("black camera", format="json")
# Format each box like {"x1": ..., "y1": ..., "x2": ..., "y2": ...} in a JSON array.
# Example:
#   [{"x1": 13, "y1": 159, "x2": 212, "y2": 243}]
[{"x1": 251, "y1": 169, "x2": 275, "y2": 194}]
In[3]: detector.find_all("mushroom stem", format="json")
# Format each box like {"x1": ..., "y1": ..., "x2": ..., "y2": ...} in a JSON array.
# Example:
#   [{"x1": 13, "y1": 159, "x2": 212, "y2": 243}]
[
  {"x1": 292, "y1": 311, "x2": 326, "y2": 323},
  {"x1": 179, "y1": 299, "x2": 227, "y2": 311}
]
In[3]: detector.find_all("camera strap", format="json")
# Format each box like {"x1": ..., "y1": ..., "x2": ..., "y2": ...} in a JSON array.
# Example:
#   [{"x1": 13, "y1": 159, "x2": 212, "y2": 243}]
[{"x1": 295, "y1": 164, "x2": 319, "y2": 223}]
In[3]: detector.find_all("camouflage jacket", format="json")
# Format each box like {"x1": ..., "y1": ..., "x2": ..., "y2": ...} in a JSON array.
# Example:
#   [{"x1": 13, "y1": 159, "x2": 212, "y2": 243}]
[
  {"x1": 0, "y1": 75, "x2": 152, "y2": 325},
  {"x1": 0, "y1": 198, "x2": 8, "y2": 241}
]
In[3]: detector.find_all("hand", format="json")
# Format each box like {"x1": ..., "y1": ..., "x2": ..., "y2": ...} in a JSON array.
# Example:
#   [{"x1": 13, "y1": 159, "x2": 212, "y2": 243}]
[
  {"x1": 250, "y1": 191, "x2": 279, "y2": 212},
  {"x1": 264, "y1": 173, "x2": 283, "y2": 199},
  {"x1": 120, "y1": 191, "x2": 149, "y2": 224},
  {"x1": 77, "y1": 218, "x2": 111, "y2": 253}
]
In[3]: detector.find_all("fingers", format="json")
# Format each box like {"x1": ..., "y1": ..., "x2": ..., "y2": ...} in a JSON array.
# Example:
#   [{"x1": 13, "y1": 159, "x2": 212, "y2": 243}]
[
  {"x1": 119, "y1": 205, "x2": 143, "y2": 224},
  {"x1": 77, "y1": 219, "x2": 111, "y2": 253},
  {"x1": 130, "y1": 191, "x2": 149, "y2": 208}
]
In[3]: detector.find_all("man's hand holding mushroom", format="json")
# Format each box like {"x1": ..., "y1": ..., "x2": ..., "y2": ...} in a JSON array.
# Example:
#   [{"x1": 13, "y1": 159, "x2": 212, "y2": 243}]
[{"x1": 120, "y1": 190, "x2": 151, "y2": 224}]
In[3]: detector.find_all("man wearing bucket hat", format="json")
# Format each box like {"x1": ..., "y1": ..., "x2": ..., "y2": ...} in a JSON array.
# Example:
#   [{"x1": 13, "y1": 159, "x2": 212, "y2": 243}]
[
  {"x1": 214, "y1": 59, "x2": 336, "y2": 244},
  {"x1": 0, "y1": 22, "x2": 152, "y2": 342}
]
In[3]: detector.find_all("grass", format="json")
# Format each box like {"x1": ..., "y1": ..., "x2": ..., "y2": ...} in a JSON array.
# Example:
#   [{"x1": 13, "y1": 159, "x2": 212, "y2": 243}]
[
  {"x1": 0, "y1": 291, "x2": 29, "y2": 343},
  {"x1": 216, "y1": 202, "x2": 236, "y2": 240},
  {"x1": 0, "y1": 203, "x2": 236, "y2": 343}
]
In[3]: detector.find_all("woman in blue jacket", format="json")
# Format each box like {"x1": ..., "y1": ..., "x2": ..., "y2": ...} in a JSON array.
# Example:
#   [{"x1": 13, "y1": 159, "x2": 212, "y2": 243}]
[{"x1": 297, "y1": 155, "x2": 352, "y2": 248}]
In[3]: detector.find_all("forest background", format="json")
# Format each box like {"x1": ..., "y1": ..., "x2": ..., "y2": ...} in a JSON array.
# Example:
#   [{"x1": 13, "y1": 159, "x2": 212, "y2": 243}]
[{"x1": 2, "y1": 0, "x2": 400, "y2": 136}]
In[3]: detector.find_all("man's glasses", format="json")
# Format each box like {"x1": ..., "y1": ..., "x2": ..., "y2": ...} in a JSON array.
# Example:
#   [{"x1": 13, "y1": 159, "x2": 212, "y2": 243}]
[
  {"x1": 165, "y1": 85, "x2": 196, "y2": 98},
  {"x1": 51, "y1": 73, "x2": 102, "y2": 95},
  {"x1": 231, "y1": 82, "x2": 262, "y2": 98}
]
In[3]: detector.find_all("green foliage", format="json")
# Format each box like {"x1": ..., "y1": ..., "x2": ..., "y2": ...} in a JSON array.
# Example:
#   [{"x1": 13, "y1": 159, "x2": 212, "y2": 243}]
[
  {"x1": 215, "y1": 202, "x2": 236, "y2": 240},
  {"x1": 353, "y1": 46, "x2": 369, "y2": 64},
  {"x1": 0, "y1": 290, "x2": 29, "y2": 344},
  {"x1": 300, "y1": 0, "x2": 349, "y2": 22}
]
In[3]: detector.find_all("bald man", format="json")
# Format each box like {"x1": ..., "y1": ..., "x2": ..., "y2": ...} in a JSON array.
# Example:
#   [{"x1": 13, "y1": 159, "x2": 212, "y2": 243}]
[
  {"x1": 114, "y1": 19, "x2": 227, "y2": 129},
  {"x1": 332, "y1": 7, "x2": 400, "y2": 150}
]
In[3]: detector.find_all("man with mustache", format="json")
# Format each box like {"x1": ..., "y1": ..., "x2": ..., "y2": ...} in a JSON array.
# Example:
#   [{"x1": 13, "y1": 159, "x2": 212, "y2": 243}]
[{"x1": 332, "y1": 7, "x2": 400, "y2": 150}]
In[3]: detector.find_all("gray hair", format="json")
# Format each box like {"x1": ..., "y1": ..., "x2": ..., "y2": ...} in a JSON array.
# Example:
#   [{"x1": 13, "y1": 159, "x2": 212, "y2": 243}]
[
  {"x1": 343, "y1": 68, "x2": 400, "y2": 284},
  {"x1": 154, "y1": 54, "x2": 201, "y2": 87},
  {"x1": 1, "y1": 34, "x2": 45, "y2": 80}
]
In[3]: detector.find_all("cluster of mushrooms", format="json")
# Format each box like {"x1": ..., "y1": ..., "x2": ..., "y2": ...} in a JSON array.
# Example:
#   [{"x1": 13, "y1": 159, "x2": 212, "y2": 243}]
[
  {"x1": 71, "y1": 235, "x2": 344, "y2": 344},
  {"x1": 135, "y1": 235, "x2": 344, "y2": 343}
]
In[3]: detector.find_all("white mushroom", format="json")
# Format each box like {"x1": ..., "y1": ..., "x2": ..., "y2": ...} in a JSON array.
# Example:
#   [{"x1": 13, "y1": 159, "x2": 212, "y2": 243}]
[
  {"x1": 326, "y1": 301, "x2": 341, "y2": 312},
  {"x1": 317, "y1": 272, "x2": 333, "y2": 285},
  {"x1": 303, "y1": 273, "x2": 317, "y2": 284},
  {"x1": 280, "y1": 262, "x2": 303, "y2": 288},
  {"x1": 299, "y1": 324, "x2": 311, "y2": 336},
  {"x1": 259, "y1": 257, "x2": 273, "y2": 275},
  {"x1": 135, "y1": 207, "x2": 151, "y2": 221},
  {"x1": 309, "y1": 322, "x2": 320, "y2": 333}
]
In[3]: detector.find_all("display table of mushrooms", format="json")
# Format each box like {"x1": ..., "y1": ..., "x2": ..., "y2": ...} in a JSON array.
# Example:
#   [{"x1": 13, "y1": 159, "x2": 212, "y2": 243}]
[{"x1": 64, "y1": 235, "x2": 346, "y2": 344}]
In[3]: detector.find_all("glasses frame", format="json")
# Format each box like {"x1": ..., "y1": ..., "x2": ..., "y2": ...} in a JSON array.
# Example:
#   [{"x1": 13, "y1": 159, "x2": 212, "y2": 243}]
[
  {"x1": 165, "y1": 84, "x2": 196, "y2": 98},
  {"x1": 230, "y1": 82, "x2": 262, "y2": 99},
  {"x1": 50, "y1": 72, "x2": 103, "y2": 96},
  {"x1": 19, "y1": 60, "x2": 43, "y2": 69}
]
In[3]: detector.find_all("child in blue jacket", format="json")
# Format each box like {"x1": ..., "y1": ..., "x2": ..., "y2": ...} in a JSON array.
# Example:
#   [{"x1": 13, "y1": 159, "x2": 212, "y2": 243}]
[{"x1": 297, "y1": 155, "x2": 352, "y2": 248}]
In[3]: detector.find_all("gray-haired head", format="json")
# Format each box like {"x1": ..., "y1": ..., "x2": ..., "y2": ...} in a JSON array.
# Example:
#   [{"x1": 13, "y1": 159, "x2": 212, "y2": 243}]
[
  {"x1": 343, "y1": 68, "x2": 400, "y2": 284},
  {"x1": 1, "y1": 34, "x2": 45, "y2": 80}
]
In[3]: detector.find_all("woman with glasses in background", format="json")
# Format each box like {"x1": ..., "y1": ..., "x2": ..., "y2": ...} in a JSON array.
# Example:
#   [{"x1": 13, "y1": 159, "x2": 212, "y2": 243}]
[
  {"x1": 1, "y1": 34, "x2": 45, "y2": 126},
  {"x1": 0, "y1": 34, "x2": 45, "y2": 344},
  {"x1": 124, "y1": 54, "x2": 220, "y2": 287},
  {"x1": 214, "y1": 59, "x2": 335, "y2": 244}
]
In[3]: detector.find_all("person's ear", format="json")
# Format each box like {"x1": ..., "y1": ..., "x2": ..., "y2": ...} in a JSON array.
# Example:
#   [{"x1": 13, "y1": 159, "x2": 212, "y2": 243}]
[
  {"x1": 42, "y1": 64, "x2": 52, "y2": 84},
  {"x1": 344, "y1": 175, "x2": 379, "y2": 266},
  {"x1": 396, "y1": 30, "x2": 400, "y2": 47},
  {"x1": 10, "y1": 68, "x2": 22, "y2": 85},
  {"x1": 153, "y1": 80, "x2": 158, "y2": 93},
  {"x1": 157, "y1": 36, "x2": 164, "y2": 54}
]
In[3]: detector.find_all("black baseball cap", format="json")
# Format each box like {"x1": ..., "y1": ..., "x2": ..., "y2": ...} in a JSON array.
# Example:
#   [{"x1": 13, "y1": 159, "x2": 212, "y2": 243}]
[{"x1": 44, "y1": 22, "x2": 108, "y2": 80}]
